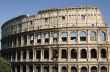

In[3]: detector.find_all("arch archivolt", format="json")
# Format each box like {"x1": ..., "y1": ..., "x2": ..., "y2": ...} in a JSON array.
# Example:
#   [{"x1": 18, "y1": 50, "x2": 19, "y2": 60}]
[{"x1": 90, "y1": 65, "x2": 98, "y2": 68}]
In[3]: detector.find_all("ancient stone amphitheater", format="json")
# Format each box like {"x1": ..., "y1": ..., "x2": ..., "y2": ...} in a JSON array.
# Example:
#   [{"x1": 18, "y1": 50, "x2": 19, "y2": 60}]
[{"x1": 1, "y1": 6, "x2": 110, "y2": 72}]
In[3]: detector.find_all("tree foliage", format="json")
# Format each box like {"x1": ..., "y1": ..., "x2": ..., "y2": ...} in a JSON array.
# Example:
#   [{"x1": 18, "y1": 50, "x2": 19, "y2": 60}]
[{"x1": 0, "y1": 58, "x2": 11, "y2": 72}]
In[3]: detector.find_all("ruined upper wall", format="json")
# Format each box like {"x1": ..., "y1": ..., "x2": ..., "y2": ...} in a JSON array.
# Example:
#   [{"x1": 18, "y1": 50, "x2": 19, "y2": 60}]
[{"x1": 1, "y1": 6, "x2": 108, "y2": 38}]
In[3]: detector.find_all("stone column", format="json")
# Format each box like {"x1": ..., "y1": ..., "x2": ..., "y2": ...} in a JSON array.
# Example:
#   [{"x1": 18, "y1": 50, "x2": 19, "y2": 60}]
[
  {"x1": 20, "y1": 51, "x2": 23, "y2": 61},
  {"x1": 68, "y1": 47, "x2": 70, "y2": 61},
  {"x1": 33, "y1": 64, "x2": 35, "y2": 72},
  {"x1": 21, "y1": 35, "x2": 24, "y2": 46},
  {"x1": 88, "y1": 65, "x2": 90, "y2": 72},
  {"x1": 87, "y1": 30, "x2": 90, "y2": 43},
  {"x1": 108, "y1": 47, "x2": 110, "y2": 61},
  {"x1": 15, "y1": 51, "x2": 17, "y2": 62},
  {"x1": 68, "y1": 65, "x2": 71, "y2": 72},
  {"x1": 78, "y1": 48, "x2": 80, "y2": 61},
  {"x1": 108, "y1": 65, "x2": 110, "y2": 72},
  {"x1": 78, "y1": 66, "x2": 81, "y2": 72},
  {"x1": 41, "y1": 49, "x2": 43, "y2": 61},
  {"x1": 33, "y1": 48, "x2": 35, "y2": 61},
  {"x1": 34, "y1": 33, "x2": 37, "y2": 45},
  {"x1": 67, "y1": 31, "x2": 70, "y2": 43},
  {"x1": 77, "y1": 30, "x2": 80, "y2": 43},
  {"x1": 88, "y1": 48, "x2": 90, "y2": 61},
  {"x1": 41, "y1": 64, "x2": 43, "y2": 72},
  {"x1": 27, "y1": 34, "x2": 30, "y2": 46},
  {"x1": 58, "y1": 32, "x2": 61, "y2": 43},
  {"x1": 26, "y1": 50, "x2": 29, "y2": 61},
  {"x1": 26, "y1": 64, "x2": 28, "y2": 72},
  {"x1": 106, "y1": 29, "x2": 109, "y2": 43},
  {"x1": 97, "y1": 30, "x2": 99, "y2": 43},
  {"x1": 15, "y1": 66, "x2": 17, "y2": 72},
  {"x1": 34, "y1": 50, "x2": 36, "y2": 60},
  {"x1": 11, "y1": 53, "x2": 12, "y2": 62},
  {"x1": 16, "y1": 37, "x2": 18, "y2": 47},
  {"x1": 58, "y1": 65, "x2": 61, "y2": 72},
  {"x1": 98, "y1": 47, "x2": 100, "y2": 61},
  {"x1": 41, "y1": 33, "x2": 44, "y2": 45},
  {"x1": 49, "y1": 48, "x2": 52, "y2": 61},
  {"x1": 49, "y1": 65, "x2": 51, "y2": 72},
  {"x1": 12, "y1": 39, "x2": 14, "y2": 48},
  {"x1": 20, "y1": 64, "x2": 22, "y2": 72},
  {"x1": 58, "y1": 48, "x2": 61, "y2": 61},
  {"x1": 50, "y1": 32, "x2": 53, "y2": 44},
  {"x1": 87, "y1": 47, "x2": 89, "y2": 61},
  {"x1": 98, "y1": 65, "x2": 100, "y2": 72}
]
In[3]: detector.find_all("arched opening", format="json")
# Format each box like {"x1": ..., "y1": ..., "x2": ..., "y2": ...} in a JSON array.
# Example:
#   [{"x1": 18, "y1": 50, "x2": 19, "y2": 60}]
[
  {"x1": 71, "y1": 49, "x2": 77, "y2": 59},
  {"x1": 62, "y1": 49, "x2": 67, "y2": 59},
  {"x1": 61, "y1": 32, "x2": 67, "y2": 42},
  {"x1": 23, "y1": 35, "x2": 27, "y2": 45},
  {"x1": 91, "y1": 49, "x2": 97, "y2": 58},
  {"x1": 81, "y1": 67, "x2": 87, "y2": 72},
  {"x1": 81, "y1": 49, "x2": 87, "y2": 58},
  {"x1": 23, "y1": 50, "x2": 26, "y2": 59},
  {"x1": 30, "y1": 34, "x2": 34, "y2": 44},
  {"x1": 18, "y1": 36, "x2": 21, "y2": 46},
  {"x1": 44, "y1": 65, "x2": 49, "y2": 72},
  {"x1": 101, "y1": 66, "x2": 107, "y2": 72},
  {"x1": 52, "y1": 49, "x2": 58, "y2": 59},
  {"x1": 71, "y1": 66, "x2": 77, "y2": 72},
  {"x1": 36, "y1": 66, "x2": 40, "y2": 72},
  {"x1": 12, "y1": 51, "x2": 16, "y2": 60},
  {"x1": 29, "y1": 50, "x2": 33, "y2": 59},
  {"x1": 101, "y1": 49, "x2": 107, "y2": 58},
  {"x1": 17, "y1": 65, "x2": 20, "y2": 72},
  {"x1": 44, "y1": 49, "x2": 49, "y2": 59},
  {"x1": 36, "y1": 50, "x2": 41, "y2": 59},
  {"x1": 17, "y1": 51, "x2": 20, "y2": 60},
  {"x1": 90, "y1": 32, "x2": 96, "y2": 41},
  {"x1": 29, "y1": 65, "x2": 33, "y2": 72},
  {"x1": 91, "y1": 66, "x2": 97, "y2": 72},
  {"x1": 80, "y1": 31, "x2": 86, "y2": 41},
  {"x1": 22, "y1": 65, "x2": 26, "y2": 72},
  {"x1": 37, "y1": 34, "x2": 41, "y2": 43},
  {"x1": 99, "y1": 32, "x2": 106, "y2": 41},
  {"x1": 71, "y1": 32, "x2": 77, "y2": 41},
  {"x1": 53, "y1": 66, "x2": 58, "y2": 72},
  {"x1": 13, "y1": 37, "x2": 16, "y2": 46},
  {"x1": 12, "y1": 66, "x2": 15, "y2": 72},
  {"x1": 62, "y1": 66, "x2": 67, "y2": 72},
  {"x1": 53, "y1": 32, "x2": 58, "y2": 42},
  {"x1": 45, "y1": 32, "x2": 49, "y2": 43}
]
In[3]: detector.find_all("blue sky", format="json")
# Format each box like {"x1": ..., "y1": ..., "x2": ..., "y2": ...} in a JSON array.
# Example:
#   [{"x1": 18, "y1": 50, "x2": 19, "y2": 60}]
[{"x1": 0, "y1": 0, "x2": 110, "y2": 27}]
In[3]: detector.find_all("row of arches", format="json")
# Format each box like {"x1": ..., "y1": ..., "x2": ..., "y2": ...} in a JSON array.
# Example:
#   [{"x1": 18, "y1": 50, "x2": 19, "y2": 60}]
[
  {"x1": 62, "y1": 48, "x2": 107, "y2": 59},
  {"x1": 37, "y1": 31, "x2": 106, "y2": 43},
  {"x1": 1, "y1": 31, "x2": 106, "y2": 49},
  {"x1": 12, "y1": 65, "x2": 107, "y2": 72},
  {"x1": 1, "y1": 48, "x2": 107, "y2": 61},
  {"x1": 62, "y1": 66, "x2": 107, "y2": 72}
]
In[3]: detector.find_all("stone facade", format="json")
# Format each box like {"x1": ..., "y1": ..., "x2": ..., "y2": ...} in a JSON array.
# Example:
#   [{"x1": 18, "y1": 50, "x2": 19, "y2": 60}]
[{"x1": 1, "y1": 6, "x2": 110, "y2": 72}]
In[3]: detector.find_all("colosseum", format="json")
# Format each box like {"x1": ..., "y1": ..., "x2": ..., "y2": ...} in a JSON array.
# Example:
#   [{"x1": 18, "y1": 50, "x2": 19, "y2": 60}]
[{"x1": 1, "y1": 6, "x2": 110, "y2": 72}]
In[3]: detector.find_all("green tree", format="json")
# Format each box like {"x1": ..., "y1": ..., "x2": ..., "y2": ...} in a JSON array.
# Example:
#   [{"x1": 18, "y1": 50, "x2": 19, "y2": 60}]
[{"x1": 0, "y1": 58, "x2": 11, "y2": 72}]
